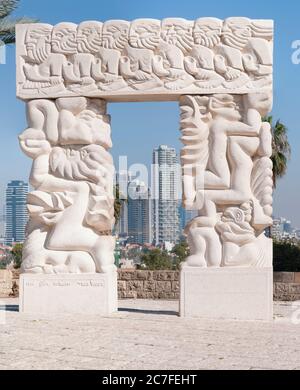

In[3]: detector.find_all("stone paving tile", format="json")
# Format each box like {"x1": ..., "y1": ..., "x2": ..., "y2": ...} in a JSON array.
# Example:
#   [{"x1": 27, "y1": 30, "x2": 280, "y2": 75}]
[{"x1": 0, "y1": 299, "x2": 300, "y2": 370}]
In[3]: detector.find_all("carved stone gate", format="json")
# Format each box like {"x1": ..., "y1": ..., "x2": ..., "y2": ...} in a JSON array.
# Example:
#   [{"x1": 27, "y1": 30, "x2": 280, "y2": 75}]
[{"x1": 16, "y1": 17, "x2": 274, "y2": 320}]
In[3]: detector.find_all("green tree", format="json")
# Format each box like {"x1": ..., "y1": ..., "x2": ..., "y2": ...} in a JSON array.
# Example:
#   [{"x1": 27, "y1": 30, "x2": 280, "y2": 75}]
[
  {"x1": 140, "y1": 248, "x2": 173, "y2": 270},
  {"x1": 0, "y1": 0, "x2": 37, "y2": 45},
  {"x1": 273, "y1": 241, "x2": 300, "y2": 272},
  {"x1": 114, "y1": 183, "x2": 127, "y2": 225},
  {"x1": 264, "y1": 116, "x2": 291, "y2": 188},
  {"x1": 172, "y1": 240, "x2": 189, "y2": 269},
  {"x1": 11, "y1": 243, "x2": 23, "y2": 269}
]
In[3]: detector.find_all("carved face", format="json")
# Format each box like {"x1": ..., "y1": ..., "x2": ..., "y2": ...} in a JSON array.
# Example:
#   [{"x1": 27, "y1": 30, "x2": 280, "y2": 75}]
[
  {"x1": 25, "y1": 24, "x2": 52, "y2": 63},
  {"x1": 77, "y1": 21, "x2": 102, "y2": 53},
  {"x1": 250, "y1": 20, "x2": 273, "y2": 40},
  {"x1": 209, "y1": 94, "x2": 241, "y2": 121},
  {"x1": 102, "y1": 20, "x2": 130, "y2": 50},
  {"x1": 222, "y1": 17, "x2": 252, "y2": 50},
  {"x1": 161, "y1": 18, "x2": 193, "y2": 53},
  {"x1": 194, "y1": 18, "x2": 222, "y2": 48},
  {"x1": 51, "y1": 23, "x2": 78, "y2": 54},
  {"x1": 216, "y1": 203, "x2": 255, "y2": 244},
  {"x1": 221, "y1": 203, "x2": 253, "y2": 224},
  {"x1": 129, "y1": 19, "x2": 160, "y2": 50}
]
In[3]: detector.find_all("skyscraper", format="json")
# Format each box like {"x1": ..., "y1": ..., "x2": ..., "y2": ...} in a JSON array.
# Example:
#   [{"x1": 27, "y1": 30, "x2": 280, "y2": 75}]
[
  {"x1": 128, "y1": 180, "x2": 152, "y2": 244},
  {"x1": 152, "y1": 145, "x2": 180, "y2": 246},
  {"x1": 5, "y1": 180, "x2": 28, "y2": 246},
  {"x1": 115, "y1": 170, "x2": 138, "y2": 237}
]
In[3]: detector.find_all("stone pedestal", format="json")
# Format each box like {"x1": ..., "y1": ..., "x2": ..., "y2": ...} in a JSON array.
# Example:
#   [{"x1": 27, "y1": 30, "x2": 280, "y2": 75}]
[
  {"x1": 180, "y1": 267, "x2": 273, "y2": 321},
  {"x1": 19, "y1": 272, "x2": 117, "y2": 315}
]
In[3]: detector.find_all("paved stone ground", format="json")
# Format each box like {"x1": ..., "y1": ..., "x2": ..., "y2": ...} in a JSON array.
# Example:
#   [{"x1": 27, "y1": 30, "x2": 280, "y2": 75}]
[{"x1": 0, "y1": 299, "x2": 300, "y2": 370}]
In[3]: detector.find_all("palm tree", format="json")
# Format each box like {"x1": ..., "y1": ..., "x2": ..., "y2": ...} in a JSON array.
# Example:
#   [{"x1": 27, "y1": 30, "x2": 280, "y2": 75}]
[
  {"x1": 114, "y1": 184, "x2": 123, "y2": 224},
  {"x1": 0, "y1": 0, "x2": 37, "y2": 45},
  {"x1": 264, "y1": 116, "x2": 291, "y2": 188}
]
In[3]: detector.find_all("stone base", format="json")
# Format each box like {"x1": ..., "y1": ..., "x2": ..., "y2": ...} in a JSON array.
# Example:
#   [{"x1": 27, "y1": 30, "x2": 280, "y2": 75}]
[
  {"x1": 180, "y1": 267, "x2": 273, "y2": 321},
  {"x1": 19, "y1": 272, "x2": 117, "y2": 315}
]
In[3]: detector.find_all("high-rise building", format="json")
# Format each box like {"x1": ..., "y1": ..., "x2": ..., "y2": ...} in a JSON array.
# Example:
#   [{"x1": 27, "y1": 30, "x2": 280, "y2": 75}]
[
  {"x1": 115, "y1": 171, "x2": 138, "y2": 237},
  {"x1": 152, "y1": 145, "x2": 180, "y2": 246},
  {"x1": 128, "y1": 180, "x2": 152, "y2": 244},
  {"x1": 0, "y1": 208, "x2": 5, "y2": 244},
  {"x1": 5, "y1": 180, "x2": 28, "y2": 246}
]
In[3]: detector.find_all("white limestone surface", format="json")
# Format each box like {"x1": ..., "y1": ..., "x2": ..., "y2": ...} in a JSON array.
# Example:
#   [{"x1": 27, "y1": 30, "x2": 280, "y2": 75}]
[
  {"x1": 19, "y1": 273, "x2": 117, "y2": 314},
  {"x1": 16, "y1": 18, "x2": 273, "y2": 100},
  {"x1": 0, "y1": 299, "x2": 299, "y2": 370},
  {"x1": 180, "y1": 267, "x2": 273, "y2": 320}
]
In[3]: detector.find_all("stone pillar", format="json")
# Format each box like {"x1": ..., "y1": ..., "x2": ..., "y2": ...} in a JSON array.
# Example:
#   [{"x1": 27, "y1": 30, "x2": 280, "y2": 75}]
[
  {"x1": 18, "y1": 97, "x2": 117, "y2": 314},
  {"x1": 179, "y1": 93, "x2": 273, "y2": 320}
]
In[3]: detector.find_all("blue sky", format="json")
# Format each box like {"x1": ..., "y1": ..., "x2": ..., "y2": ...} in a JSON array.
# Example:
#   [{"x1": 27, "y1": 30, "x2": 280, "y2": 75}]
[{"x1": 0, "y1": 0, "x2": 299, "y2": 225}]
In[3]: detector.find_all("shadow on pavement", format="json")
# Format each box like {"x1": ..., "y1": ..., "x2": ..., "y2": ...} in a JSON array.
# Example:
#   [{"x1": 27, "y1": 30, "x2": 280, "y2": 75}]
[
  {"x1": 0, "y1": 305, "x2": 19, "y2": 312},
  {"x1": 118, "y1": 307, "x2": 178, "y2": 316}
]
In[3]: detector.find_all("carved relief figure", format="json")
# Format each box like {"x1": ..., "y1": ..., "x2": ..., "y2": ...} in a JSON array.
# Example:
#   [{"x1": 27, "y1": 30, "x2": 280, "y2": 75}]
[
  {"x1": 222, "y1": 17, "x2": 273, "y2": 88},
  {"x1": 73, "y1": 21, "x2": 103, "y2": 92},
  {"x1": 121, "y1": 18, "x2": 164, "y2": 90},
  {"x1": 185, "y1": 18, "x2": 224, "y2": 88},
  {"x1": 217, "y1": 17, "x2": 273, "y2": 89},
  {"x1": 180, "y1": 93, "x2": 273, "y2": 268},
  {"x1": 50, "y1": 22, "x2": 82, "y2": 87},
  {"x1": 160, "y1": 18, "x2": 195, "y2": 90},
  {"x1": 99, "y1": 20, "x2": 130, "y2": 90},
  {"x1": 17, "y1": 18, "x2": 273, "y2": 98},
  {"x1": 19, "y1": 97, "x2": 116, "y2": 274},
  {"x1": 21, "y1": 24, "x2": 67, "y2": 95}
]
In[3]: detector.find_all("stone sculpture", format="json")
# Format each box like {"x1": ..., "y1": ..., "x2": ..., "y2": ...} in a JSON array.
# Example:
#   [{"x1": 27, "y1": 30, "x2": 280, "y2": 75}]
[
  {"x1": 16, "y1": 17, "x2": 273, "y2": 99},
  {"x1": 16, "y1": 17, "x2": 274, "y2": 319},
  {"x1": 19, "y1": 97, "x2": 115, "y2": 274},
  {"x1": 180, "y1": 92, "x2": 273, "y2": 268}
]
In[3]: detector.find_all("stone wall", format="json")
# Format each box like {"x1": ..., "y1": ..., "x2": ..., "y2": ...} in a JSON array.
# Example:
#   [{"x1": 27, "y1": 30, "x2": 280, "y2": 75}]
[
  {"x1": 0, "y1": 270, "x2": 19, "y2": 298},
  {"x1": 1, "y1": 270, "x2": 300, "y2": 301},
  {"x1": 274, "y1": 272, "x2": 300, "y2": 301},
  {"x1": 118, "y1": 270, "x2": 180, "y2": 299},
  {"x1": 0, "y1": 270, "x2": 13, "y2": 297},
  {"x1": 118, "y1": 271, "x2": 299, "y2": 301}
]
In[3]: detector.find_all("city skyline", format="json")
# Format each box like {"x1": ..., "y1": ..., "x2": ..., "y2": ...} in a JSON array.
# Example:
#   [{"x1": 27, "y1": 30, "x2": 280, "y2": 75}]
[{"x1": 1, "y1": 165, "x2": 299, "y2": 250}]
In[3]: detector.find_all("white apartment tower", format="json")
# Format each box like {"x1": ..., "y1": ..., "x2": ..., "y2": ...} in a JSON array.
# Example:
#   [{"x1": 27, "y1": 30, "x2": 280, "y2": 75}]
[
  {"x1": 5, "y1": 180, "x2": 28, "y2": 246},
  {"x1": 128, "y1": 180, "x2": 152, "y2": 244},
  {"x1": 152, "y1": 145, "x2": 180, "y2": 246}
]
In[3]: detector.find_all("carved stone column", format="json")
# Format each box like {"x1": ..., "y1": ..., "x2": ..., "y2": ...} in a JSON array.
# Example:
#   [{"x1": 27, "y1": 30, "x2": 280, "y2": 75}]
[
  {"x1": 179, "y1": 93, "x2": 274, "y2": 320},
  {"x1": 18, "y1": 97, "x2": 117, "y2": 314}
]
